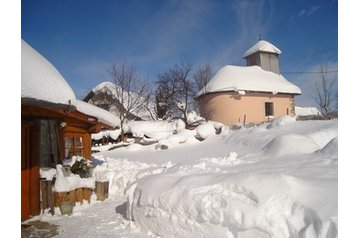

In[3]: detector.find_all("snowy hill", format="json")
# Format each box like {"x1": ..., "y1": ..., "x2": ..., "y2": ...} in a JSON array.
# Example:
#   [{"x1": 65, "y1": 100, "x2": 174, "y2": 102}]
[{"x1": 29, "y1": 117, "x2": 337, "y2": 238}]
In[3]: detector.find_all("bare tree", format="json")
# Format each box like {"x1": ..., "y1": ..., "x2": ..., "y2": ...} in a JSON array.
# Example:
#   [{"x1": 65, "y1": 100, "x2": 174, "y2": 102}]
[
  {"x1": 154, "y1": 62, "x2": 196, "y2": 127},
  {"x1": 313, "y1": 64, "x2": 337, "y2": 116},
  {"x1": 193, "y1": 63, "x2": 214, "y2": 94},
  {"x1": 155, "y1": 72, "x2": 176, "y2": 119},
  {"x1": 107, "y1": 62, "x2": 150, "y2": 140}
]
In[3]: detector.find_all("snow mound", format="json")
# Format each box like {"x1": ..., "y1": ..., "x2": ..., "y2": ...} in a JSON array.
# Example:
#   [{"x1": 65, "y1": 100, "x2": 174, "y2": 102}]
[
  {"x1": 319, "y1": 137, "x2": 338, "y2": 158},
  {"x1": 129, "y1": 179, "x2": 335, "y2": 238},
  {"x1": 127, "y1": 120, "x2": 175, "y2": 139},
  {"x1": 196, "y1": 123, "x2": 216, "y2": 140},
  {"x1": 202, "y1": 152, "x2": 243, "y2": 166},
  {"x1": 267, "y1": 115, "x2": 297, "y2": 128},
  {"x1": 92, "y1": 156, "x2": 156, "y2": 195},
  {"x1": 53, "y1": 165, "x2": 95, "y2": 192},
  {"x1": 264, "y1": 134, "x2": 320, "y2": 157}
]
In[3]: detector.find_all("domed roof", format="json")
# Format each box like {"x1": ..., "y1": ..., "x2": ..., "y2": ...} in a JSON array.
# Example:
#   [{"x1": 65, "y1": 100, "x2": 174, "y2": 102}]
[
  {"x1": 21, "y1": 39, "x2": 77, "y2": 106},
  {"x1": 243, "y1": 40, "x2": 282, "y2": 58},
  {"x1": 196, "y1": 65, "x2": 301, "y2": 97}
]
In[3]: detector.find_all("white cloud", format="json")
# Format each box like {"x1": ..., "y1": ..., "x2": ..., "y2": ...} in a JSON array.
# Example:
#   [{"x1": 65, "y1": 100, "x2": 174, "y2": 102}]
[
  {"x1": 298, "y1": 5, "x2": 321, "y2": 17},
  {"x1": 213, "y1": 0, "x2": 275, "y2": 66}
]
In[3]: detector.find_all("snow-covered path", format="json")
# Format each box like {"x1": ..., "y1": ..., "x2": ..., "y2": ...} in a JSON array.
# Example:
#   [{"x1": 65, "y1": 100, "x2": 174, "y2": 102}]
[{"x1": 38, "y1": 195, "x2": 150, "y2": 237}]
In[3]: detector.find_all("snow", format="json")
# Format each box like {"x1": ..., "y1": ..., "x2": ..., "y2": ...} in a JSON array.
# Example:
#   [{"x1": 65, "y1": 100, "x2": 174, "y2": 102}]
[
  {"x1": 243, "y1": 40, "x2": 282, "y2": 58},
  {"x1": 39, "y1": 168, "x2": 57, "y2": 181},
  {"x1": 53, "y1": 164, "x2": 95, "y2": 192},
  {"x1": 92, "y1": 129, "x2": 121, "y2": 141},
  {"x1": 126, "y1": 120, "x2": 181, "y2": 139},
  {"x1": 75, "y1": 100, "x2": 120, "y2": 128},
  {"x1": 196, "y1": 65, "x2": 301, "y2": 97},
  {"x1": 295, "y1": 106, "x2": 322, "y2": 116},
  {"x1": 196, "y1": 123, "x2": 216, "y2": 140},
  {"x1": 21, "y1": 39, "x2": 77, "y2": 106},
  {"x1": 26, "y1": 118, "x2": 337, "y2": 238}
]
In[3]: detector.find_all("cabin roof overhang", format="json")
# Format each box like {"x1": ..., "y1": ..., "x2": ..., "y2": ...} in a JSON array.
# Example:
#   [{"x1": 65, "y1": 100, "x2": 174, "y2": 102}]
[{"x1": 21, "y1": 98, "x2": 115, "y2": 133}]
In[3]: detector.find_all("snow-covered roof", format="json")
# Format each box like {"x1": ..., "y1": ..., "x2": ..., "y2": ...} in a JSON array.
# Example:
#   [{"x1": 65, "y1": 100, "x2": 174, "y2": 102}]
[
  {"x1": 196, "y1": 65, "x2": 301, "y2": 97},
  {"x1": 92, "y1": 81, "x2": 116, "y2": 94},
  {"x1": 22, "y1": 39, "x2": 120, "y2": 128},
  {"x1": 295, "y1": 106, "x2": 321, "y2": 116},
  {"x1": 88, "y1": 81, "x2": 155, "y2": 120},
  {"x1": 21, "y1": 39, "x2": 77, "y2": 106},
  {"x1": 243, "y1": 40, "x2": 282, "y2": 58},
  {"x1": 76, "y1": 100, "x2": 120, "y2": 127}
]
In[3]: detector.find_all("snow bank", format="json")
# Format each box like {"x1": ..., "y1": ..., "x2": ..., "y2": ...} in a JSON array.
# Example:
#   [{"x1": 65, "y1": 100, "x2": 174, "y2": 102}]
[
  {"x1": 92, "y1": 155, "x2": 158, "y2": 196},
  {"x1": 129, "y1": 173, "x2": 336, "y2": 238},
  {"x1": 120, "y1": 119, "x2": 337, "y2": 238},
  {"x1": 319, "y1": 137, "x2": 338, "y2": 159},
  {"x1": 43, "y1": 118, "x2": 336, "y2": 237},
  {"x1": 126, "y1": 120, "x2": 176, "y2": 139},
  {"x1": 267, "y1": 115, "x2": 296, "y2": 128},
  {"x1": 264, "y1": 134, "x2": 320, "y2": 157}
]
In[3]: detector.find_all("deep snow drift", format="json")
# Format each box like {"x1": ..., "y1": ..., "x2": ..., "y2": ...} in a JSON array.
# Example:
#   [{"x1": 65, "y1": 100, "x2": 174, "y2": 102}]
[{"x1": 28, "y1": 117, "x2": 337, "y2": 238}]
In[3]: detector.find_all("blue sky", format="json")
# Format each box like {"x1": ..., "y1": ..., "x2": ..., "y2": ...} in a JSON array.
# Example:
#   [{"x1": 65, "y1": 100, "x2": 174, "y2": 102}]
[{"x1": 21, "y1": 0, "x2": 338, "y2": 107}]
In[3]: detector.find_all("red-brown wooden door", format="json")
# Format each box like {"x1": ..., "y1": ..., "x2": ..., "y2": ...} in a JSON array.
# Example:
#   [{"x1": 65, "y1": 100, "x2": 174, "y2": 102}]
[
  {"x1": 21, "y1": 123, "x2": 40, "y2": 221},
  {"x1": 21, "y1": 123, "x2": 30, "y2": 221}
]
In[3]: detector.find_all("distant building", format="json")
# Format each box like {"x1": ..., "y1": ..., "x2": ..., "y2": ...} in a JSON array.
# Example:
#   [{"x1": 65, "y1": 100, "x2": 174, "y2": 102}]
[
  {"x1": 196, "y1": 40, "x2": 301, "y2": 125},
  {"x1": 83, "y1": 81, "x2": 155, "y2": 121}
]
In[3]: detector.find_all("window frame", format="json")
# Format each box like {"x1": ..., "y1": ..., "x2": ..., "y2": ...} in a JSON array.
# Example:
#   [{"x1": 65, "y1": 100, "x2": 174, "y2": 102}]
[
  {"x1": 64, "y1": 135, "x2": 84, "y2": 159},
  {"x1": 265, "y1": 102, "x2": 274, "y2": 117}
]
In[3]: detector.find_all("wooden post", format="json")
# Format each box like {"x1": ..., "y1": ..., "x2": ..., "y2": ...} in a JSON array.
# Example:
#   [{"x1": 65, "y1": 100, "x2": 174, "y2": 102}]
[
  {"x1": 82, "y1": 188, "x2": 92, "y2": 203},
  {"x1": 68, "y1": 190, "x2": 76, "y2": 205},
  {"x1": 54, "y1": 192, "x2": 66, "y2": 207},
  {"x1": 75, "y1": 188, "x2": 83, "y2": 204},
  {"x1": 95, "y1": 181, "x2": 109, "y2": 201},
  {"x1": 54, "y1": 190, "x2": 76, "y2": 207},
  {"x1": 243, "y1": 114, "x2": 246, "y2": 126},
  {"x1": 40, "y1": 179, "x2": 54, "y2": 215}
]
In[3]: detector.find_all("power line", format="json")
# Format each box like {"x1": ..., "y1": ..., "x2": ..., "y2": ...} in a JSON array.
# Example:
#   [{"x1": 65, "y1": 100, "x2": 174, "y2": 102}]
[
  {"x1": 280, "y1": 48, "x2": 338, "y2": 65},
  {"x1": 282, "y1": 70, "x2": 338, "y2": 74}
]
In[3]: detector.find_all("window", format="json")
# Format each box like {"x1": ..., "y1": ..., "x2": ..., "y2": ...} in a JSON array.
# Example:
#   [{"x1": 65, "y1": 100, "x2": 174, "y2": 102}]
[
  {"x1": 265, "y1": 102, "x2": 274, "y2": 116},
  {"x1": 39, "y1": 119, "x2": 59, "y2": 168},
  {"x1": 64, "y1": 136, "x2": 84, "y2": 159}
]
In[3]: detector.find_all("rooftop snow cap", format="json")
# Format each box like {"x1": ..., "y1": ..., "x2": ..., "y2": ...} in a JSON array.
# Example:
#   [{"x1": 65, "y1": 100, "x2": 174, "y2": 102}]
[
  {"x1": 196, "y1": 65, "x2": 301, "y2": 97},
  {"x1": 21, "y1": 39, "x2": 77, "y2": 106},
  {"x1": 243, "y1": 40, "x2": 282, "y2": 58}
]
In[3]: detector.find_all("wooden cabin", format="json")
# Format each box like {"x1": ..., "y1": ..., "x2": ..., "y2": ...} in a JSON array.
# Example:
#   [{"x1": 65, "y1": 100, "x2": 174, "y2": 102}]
[{"x1": 21, "y1": 40, "x2": 120, "y2": 221}]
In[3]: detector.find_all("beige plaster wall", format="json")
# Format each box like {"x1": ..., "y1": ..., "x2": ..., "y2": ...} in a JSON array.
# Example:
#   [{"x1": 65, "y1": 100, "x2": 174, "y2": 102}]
[{"x1": 198, "y1": 92, "x2": 295, "y2": 125}]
